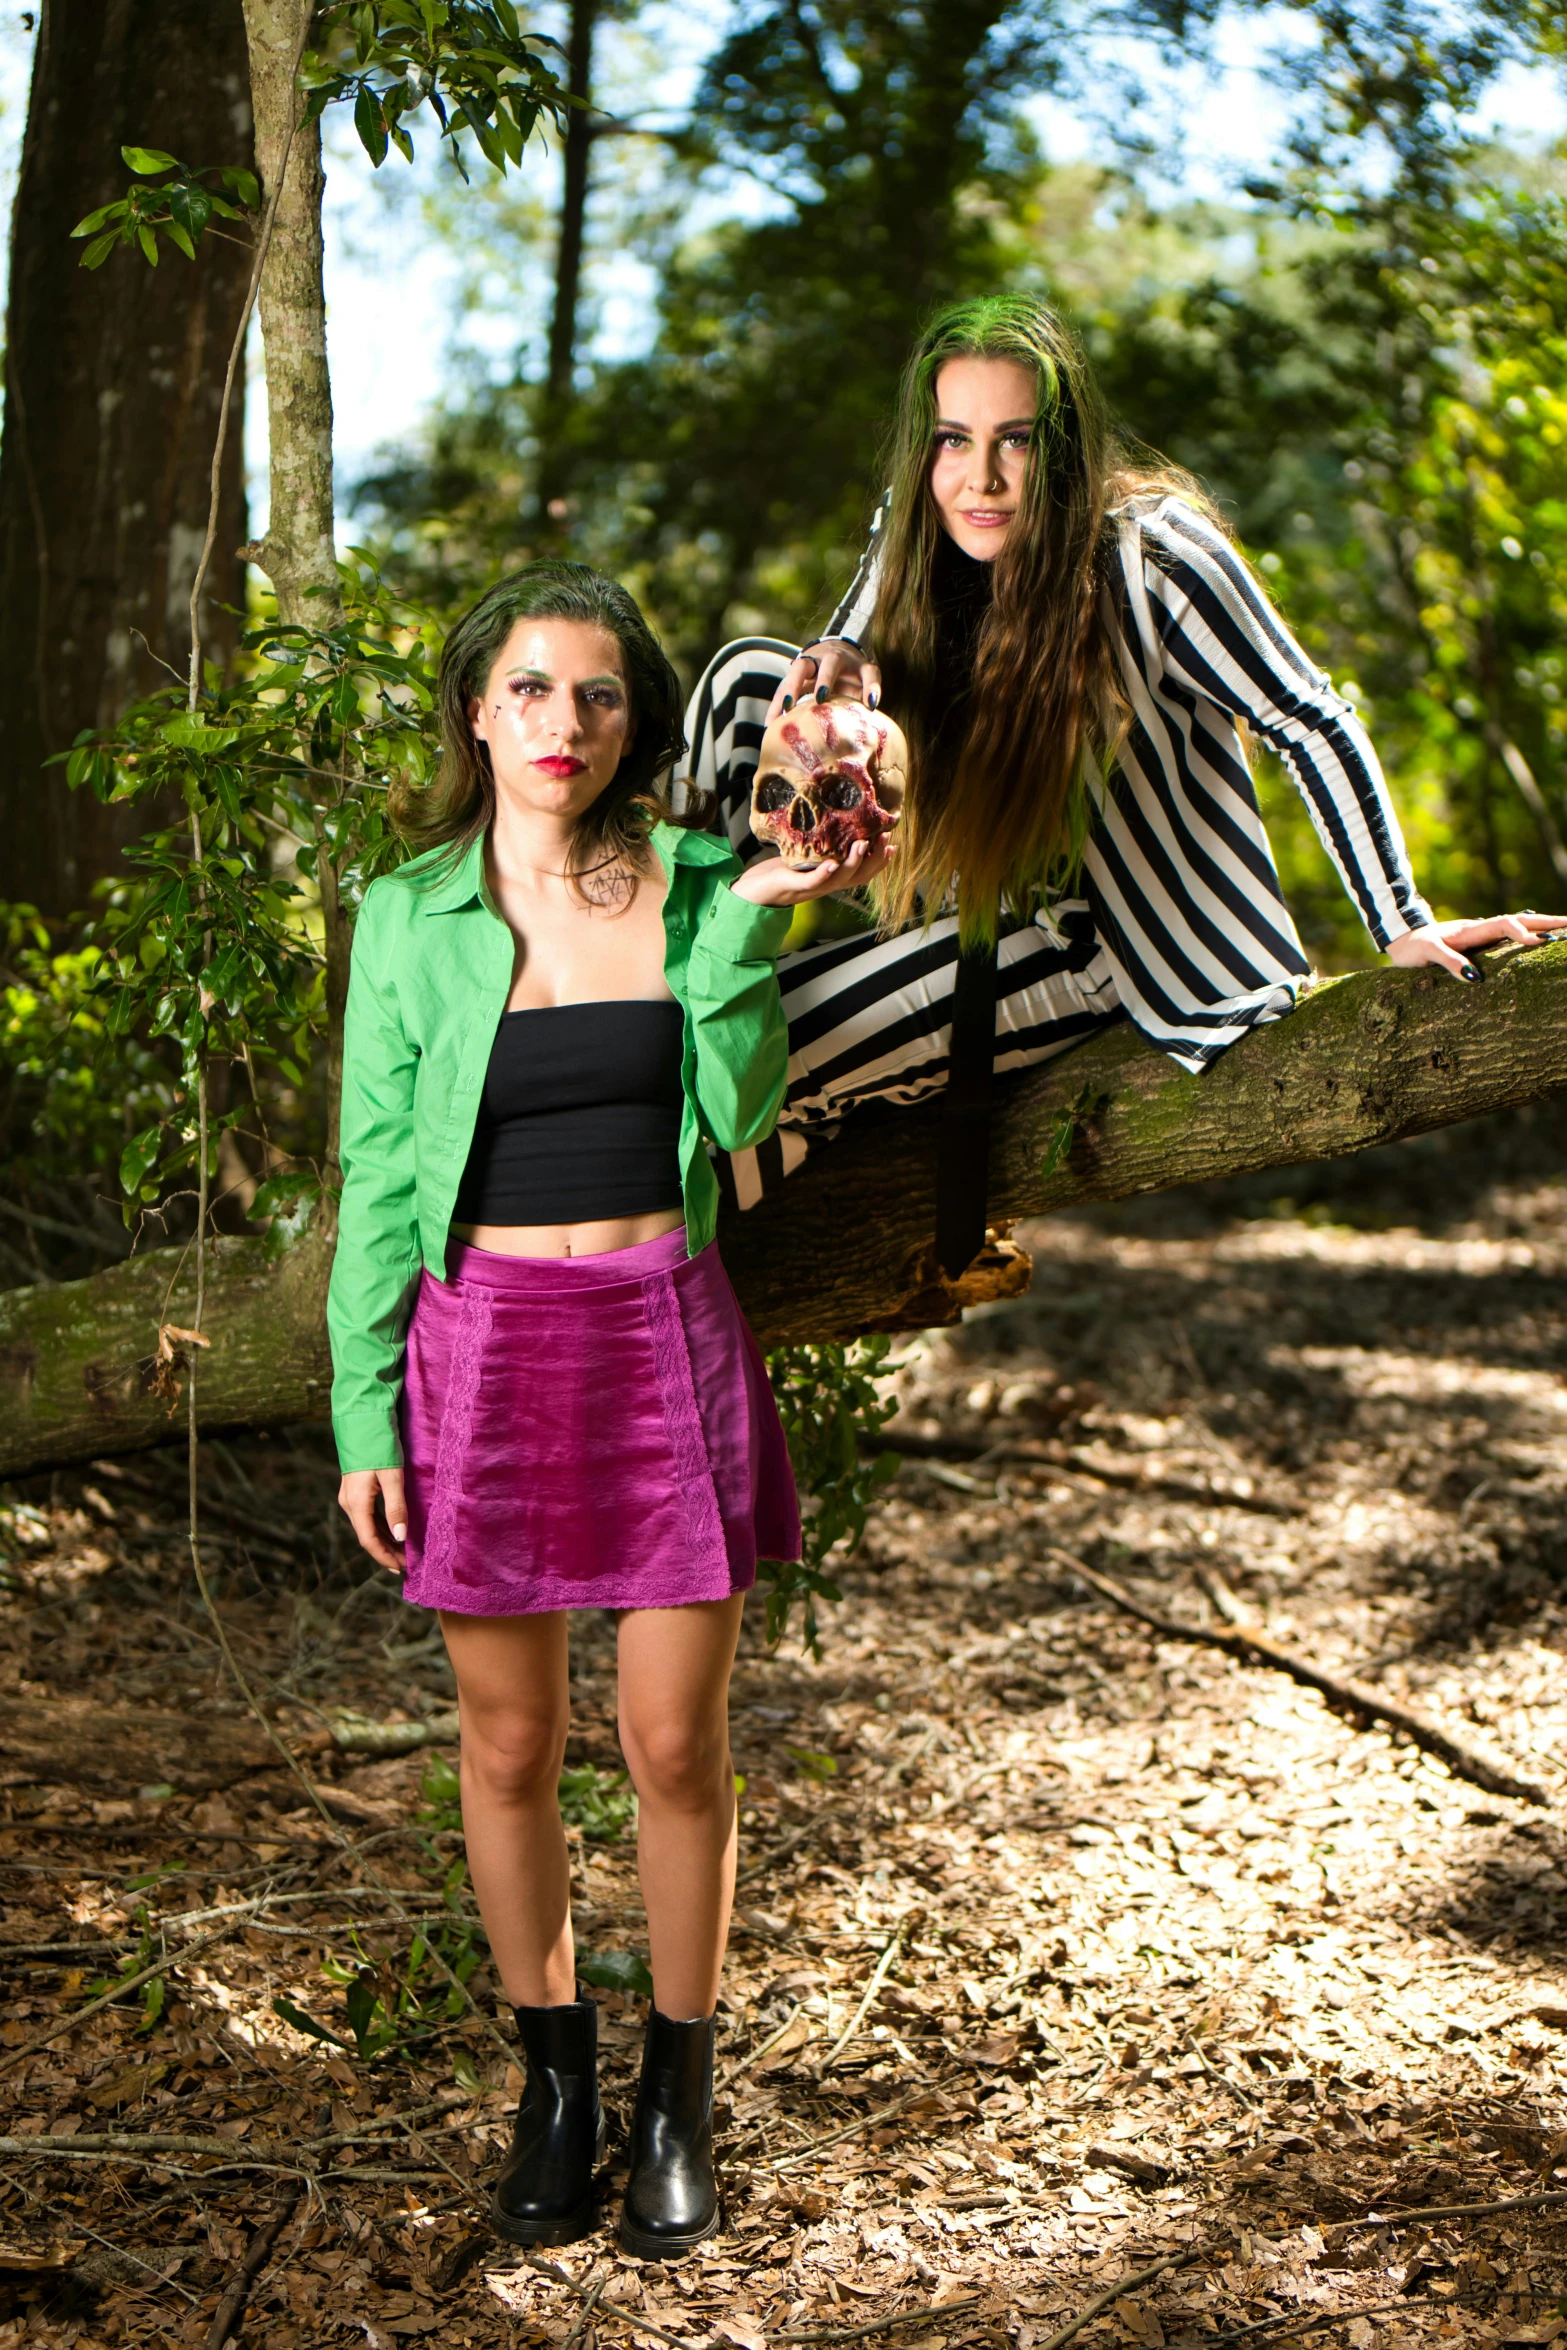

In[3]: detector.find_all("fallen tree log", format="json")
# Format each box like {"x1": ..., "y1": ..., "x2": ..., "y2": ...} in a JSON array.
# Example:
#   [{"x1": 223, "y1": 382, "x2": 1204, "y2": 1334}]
[{"x1": 1, "y1": 939, "x2": 1564, "y2": 1480}]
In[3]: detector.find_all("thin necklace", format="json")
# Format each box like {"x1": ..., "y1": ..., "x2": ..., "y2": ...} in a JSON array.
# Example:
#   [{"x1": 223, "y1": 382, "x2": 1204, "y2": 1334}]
[{"x1": 495, "y1": 849, "x2": 631, "y2": 884}]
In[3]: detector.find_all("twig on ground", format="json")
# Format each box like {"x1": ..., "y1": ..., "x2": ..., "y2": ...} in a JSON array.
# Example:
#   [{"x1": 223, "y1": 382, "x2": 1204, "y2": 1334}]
[
  {"x1": 871, "y1": 1430, "x2": 1296, "y2": 1514},
  {"x1": 523, "y1": 2256, "x2": 706, "y2": 2349},
  {"x1": 1180, "y1": 2030, "x2": 1258, "y2": 2110},
  {"x1": 727, "y1": 1999, "x2": 808, "y2": 2083},
  {"x1": 778, "y1": 2295, "x2": 983, "y2": 2343},
  {"x1": 736, "y1": 1820, "x2": 818, "y2": 1886},
  {"x1": 0, "y1": 1920, "x2": 241, "y2": 2079},
  {"x1": 1208, "y1": 2291, "x2": 1438, "y2": 2347},
  {"x1": 202, "y1": 2177, "x2": 303, "y2": 2350},
  {"x1": 818, "y1": 1926, "x2": 904, "y2": 2074},
  {"x1": 1047, "y1": 1549, "x2": 1548, "y2": 1807},
  {"x1": 1086, "y1": 2141, "x2": 1170, "y2": 2184},
  {"x1": 1324, "y1": 2184, "x2": 1567, "y2": 2229},
  {"x1": 0, "y1": 2163, "x2": 201, "y2": 2304},
  {"x1": 1035, "y1": 2249, "x2": 1203, "y2": 2350},
  {"x1": 560, "y1": 2266, "x2": 610, "y2": 2350},
  {"x1": 763, "y1": 2074, "x2": 957, "y2": 2173}
]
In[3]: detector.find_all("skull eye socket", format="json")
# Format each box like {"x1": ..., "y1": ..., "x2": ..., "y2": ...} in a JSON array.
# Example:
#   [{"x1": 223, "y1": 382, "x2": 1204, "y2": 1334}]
[
  {"x1": 754, "y1": 776, "x2": 793, "y2": 814},
  {"x1": 819, "y1": 776, "x2": 863, "y2": 811}
]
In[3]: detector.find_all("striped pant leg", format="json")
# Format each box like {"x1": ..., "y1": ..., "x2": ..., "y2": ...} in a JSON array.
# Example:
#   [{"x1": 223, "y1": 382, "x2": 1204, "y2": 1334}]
[
  {"x1": 723, "y1": 900, "x2": 1123, "y2": 1209},
  {"x1": 675, "y1": 637, "x2": 797, "y2": 853}
]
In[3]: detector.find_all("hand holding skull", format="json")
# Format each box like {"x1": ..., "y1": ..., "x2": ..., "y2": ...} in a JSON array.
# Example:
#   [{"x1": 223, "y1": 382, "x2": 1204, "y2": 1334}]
[{"x1": 748, "y1": 699, "x2": 907, "y2": 870}]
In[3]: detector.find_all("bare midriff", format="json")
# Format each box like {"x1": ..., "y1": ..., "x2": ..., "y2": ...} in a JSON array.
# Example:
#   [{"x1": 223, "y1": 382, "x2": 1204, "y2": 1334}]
[{"x1": 448, "y1": 1207, "x2": 685, "y2": 1261}]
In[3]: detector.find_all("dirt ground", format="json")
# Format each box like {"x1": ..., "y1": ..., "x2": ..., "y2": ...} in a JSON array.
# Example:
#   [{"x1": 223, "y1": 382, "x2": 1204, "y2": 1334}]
[{"x1": 1, "y1": 1100, "x2": 1565, "y2": 2350}]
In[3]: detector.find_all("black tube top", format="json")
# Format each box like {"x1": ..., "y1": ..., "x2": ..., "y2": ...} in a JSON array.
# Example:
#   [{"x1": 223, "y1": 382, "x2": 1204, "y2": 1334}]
[{"x1": 453, "y1": 999, "x2": 686, "y2": 1226}]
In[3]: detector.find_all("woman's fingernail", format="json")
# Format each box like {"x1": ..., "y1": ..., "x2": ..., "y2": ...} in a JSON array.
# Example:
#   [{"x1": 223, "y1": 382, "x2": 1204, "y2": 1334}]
[
  {"x1": 815, "y1": 684, "x2": 829, "y2": 703},
  {"x1": 867, "y1": 688, "x2": 880, "y2": 709},
  {"x1": 391, "y1": 1522, "x2": 407, "y2": 1540},
  {"x1": 1459, "y1": 963, "x2": 1481, "y2": 982},
  {"x1": 781, "y1": 695, "x2": 793, "y2": 712}
]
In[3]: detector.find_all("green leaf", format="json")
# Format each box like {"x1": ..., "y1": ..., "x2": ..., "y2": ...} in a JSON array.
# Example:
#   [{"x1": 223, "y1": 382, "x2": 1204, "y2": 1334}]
[
  {"x1": 70, "y1": 202, "x2": 120, "y2": 237},
  {"x1": 354, "y1": 82, "x2": 390, "y2": 166},
  {"x1": 576, "y1": 1949, "x2": 654, "y2": 1997},
  {"x1": 122, "y1": 145, "x2": 179, "y2": 176},
  {"x1": 168, "y1": 182, "x2": 213, "y2": 249},
  {"x1": 220, "y1": 166, "x2": 261, "y2": 208},
  {"x1": 119, "y1": 1123, "x2": 164, "y2": 1197},
  {"x1": 272, "y1": 1994, "x2": 352, "y2": 2051},
  {"x1": 1039, "y1": 1109, "x2": 1074, "y2": 1181},
  {"x1": 345, "y1": 1970, "x2": 382, "y2": 2057},
  {"x1": 137, "y1": 223, "x2": 159, "y2": 266},
  {"x1": 138, "y1": 1975, "x2": 166, "y2": 2032},
  {"x1": 163, "y1": 220, "x2": 196, "y2": 261},
  {"x1": 80, "y1": 231, "x2": 121, "y2": 271},
  {"x1": 159, "y1": 714, "x2": 240, "y2": 752}
]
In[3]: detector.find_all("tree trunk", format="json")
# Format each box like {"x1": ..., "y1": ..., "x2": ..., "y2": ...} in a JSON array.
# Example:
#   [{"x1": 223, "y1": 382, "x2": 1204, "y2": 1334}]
[
  {"x1": 1, "y1": 942, "x2": 1563, "y2": 1480},
  {"x1": 0, "y1": 0, "x2": 253, "y2": 919},
  {"x1": 536, "y1": 0, "x2": 598, "y2": 525},
  {"x1": 547, "y1": 0, "x2": 597, "y2": 409},
  {"x1": 240, "y1": 0, "x2": 341, "y2": 631}
]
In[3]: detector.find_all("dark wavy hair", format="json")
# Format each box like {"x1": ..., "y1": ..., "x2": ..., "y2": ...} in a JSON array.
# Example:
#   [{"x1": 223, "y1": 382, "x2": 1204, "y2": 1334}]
[
  {"x1": 389, "y1": 561, "x2": 695, "y2": 893},
  {"x1": 871, "y1": 294, "x2": 1217, "y2": 945}
]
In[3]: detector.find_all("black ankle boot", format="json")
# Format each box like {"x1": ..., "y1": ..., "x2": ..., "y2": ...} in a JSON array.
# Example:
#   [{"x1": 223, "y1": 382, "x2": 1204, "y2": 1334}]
[
  {"x1": 492, "y1": 1990, "x2": 605, "y2": 2246},
  {"x1": 619, "y1": 2008, "x2": 721, "y2": 2259}
]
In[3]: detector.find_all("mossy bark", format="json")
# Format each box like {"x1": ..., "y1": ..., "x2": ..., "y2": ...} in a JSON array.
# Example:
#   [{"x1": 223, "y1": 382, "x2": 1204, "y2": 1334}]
[
  {"x1": 240, "y1": 0, "x2": 341, "y2": 631},
  {"x1": 2, "y1": 942, "x2": 1564, "y2": 1479}
]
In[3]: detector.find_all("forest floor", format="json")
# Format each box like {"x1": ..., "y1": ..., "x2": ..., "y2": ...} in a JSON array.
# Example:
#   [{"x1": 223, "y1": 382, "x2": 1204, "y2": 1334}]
[{"x1": 1, "y1": 1102, "x2": 1565, "y2": 2350}]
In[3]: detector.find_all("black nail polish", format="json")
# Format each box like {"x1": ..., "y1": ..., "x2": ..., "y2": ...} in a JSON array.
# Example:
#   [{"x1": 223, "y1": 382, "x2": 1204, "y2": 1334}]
[
  {"x1": 1459, "y1": 962, "x2": 1482, "y2": 981},
  {"x1": 781, "y1": 695, "x2": 793, "y2": 712},
  {"x1": 815, "y1": 684, "x2": 829, "y2": 703},
  {"x1": 867, "y1": 689, "x2": 880, "y2": 710}
]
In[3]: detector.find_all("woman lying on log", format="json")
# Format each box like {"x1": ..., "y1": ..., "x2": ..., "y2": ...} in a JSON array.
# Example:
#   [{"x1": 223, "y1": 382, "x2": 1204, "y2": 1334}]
[
  {"x1": 330, "y1": 563, "x2": 884, "y2": 2256},
  {"x1": 679, "y1": 293, "x2": 1564, "y2": 1236}
]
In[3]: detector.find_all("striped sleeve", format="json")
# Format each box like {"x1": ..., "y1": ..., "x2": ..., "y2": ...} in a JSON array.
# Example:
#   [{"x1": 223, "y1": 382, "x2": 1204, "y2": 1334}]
[
  {"x1": 824, "y1": 491, "x2": 889, "y2": 646},
  {"x1": 1138, "y1": 502, "x2": 1433, "y2": 951}
]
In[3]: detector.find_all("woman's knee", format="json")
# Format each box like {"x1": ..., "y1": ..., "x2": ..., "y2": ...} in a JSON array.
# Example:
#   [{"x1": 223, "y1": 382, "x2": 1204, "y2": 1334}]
[
  {"x1": 461, "y1": 1708, "x2": 568, "y2": 1805},
  {"x1": 620, "y1": 1712, "x2": 732, "y2": 1810}
]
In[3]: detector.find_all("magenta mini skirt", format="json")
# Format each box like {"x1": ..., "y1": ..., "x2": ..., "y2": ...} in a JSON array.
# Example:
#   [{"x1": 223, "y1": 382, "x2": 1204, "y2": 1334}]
[{"x1": 397, "y1": 1227, "x2": 800, "y2": 1616}]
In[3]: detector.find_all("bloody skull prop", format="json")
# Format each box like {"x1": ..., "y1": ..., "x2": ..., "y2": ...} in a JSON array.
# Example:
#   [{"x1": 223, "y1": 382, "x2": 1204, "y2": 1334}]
[{"x1": 749, "y1": 700, "x2": 907, "y2": 868}]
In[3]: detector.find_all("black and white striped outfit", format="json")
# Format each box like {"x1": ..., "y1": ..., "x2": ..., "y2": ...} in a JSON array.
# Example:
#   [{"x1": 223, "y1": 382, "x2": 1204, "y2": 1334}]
[{"x1": 676, "y1": 494, "x2": 1432, "y2": 1204}]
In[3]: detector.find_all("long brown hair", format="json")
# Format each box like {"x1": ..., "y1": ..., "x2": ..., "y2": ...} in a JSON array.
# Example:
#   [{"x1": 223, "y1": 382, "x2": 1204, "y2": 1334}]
[
  {"x1": 389, "y1": 560, "x2": 696, "y2": 894},
  {"x1": 871, "y1": 295, "x2": 1214, "y2": 944}
]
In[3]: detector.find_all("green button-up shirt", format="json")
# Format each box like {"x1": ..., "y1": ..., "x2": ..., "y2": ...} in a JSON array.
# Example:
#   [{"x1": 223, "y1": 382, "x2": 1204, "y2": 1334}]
[{"x1": 327, "y1": 820, "x2": 792, "y2": 1473}]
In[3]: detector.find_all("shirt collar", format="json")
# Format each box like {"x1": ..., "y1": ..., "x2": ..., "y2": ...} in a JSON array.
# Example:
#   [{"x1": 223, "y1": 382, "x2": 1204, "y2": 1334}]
[
  {"x1": 418, "y1": 831, "x2": 489, "y2": 913},
  {"x1": 652, "y1": 818, "x2": 735, "y2": 870}
]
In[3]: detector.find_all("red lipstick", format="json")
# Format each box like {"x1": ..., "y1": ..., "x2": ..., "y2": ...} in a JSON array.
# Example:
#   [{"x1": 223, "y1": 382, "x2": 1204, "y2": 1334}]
[{"x1": 534, "y1": 755, "x2": 587, "y2": 777}]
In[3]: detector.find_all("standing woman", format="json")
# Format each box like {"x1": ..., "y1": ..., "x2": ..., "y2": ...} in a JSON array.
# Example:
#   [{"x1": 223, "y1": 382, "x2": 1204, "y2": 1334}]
[
  {"x1": 329, "y1": 563, "x2": 885, "y2": 2257},
  {"x1": 680, "y1": 295, "x2": 1562, "y2": 1206}
]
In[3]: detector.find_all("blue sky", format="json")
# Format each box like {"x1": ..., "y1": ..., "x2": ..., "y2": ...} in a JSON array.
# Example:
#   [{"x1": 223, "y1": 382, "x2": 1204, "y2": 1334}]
[{"x1": 0, "y1": 3, "x2": 1561, "y2": 524}]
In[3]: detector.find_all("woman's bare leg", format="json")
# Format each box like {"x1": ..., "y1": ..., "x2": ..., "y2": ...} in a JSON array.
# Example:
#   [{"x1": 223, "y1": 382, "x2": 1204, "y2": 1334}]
[
  {"x1": 617, "y1": 1596, "x2": 746, "y2": 2019},
  {"x1": 439, "y1": 1611, "x2": 574, "y2": 2007}
]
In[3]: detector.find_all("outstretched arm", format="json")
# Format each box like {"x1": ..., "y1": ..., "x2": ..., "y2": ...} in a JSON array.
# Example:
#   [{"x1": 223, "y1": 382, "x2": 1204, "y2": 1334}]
[{"x1": 1142, "y1": 504, "x2": 1565, "y2": 976}]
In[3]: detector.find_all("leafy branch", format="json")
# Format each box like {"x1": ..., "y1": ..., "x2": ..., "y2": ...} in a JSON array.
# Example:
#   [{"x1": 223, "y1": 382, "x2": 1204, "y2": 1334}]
[
  {"x1": 764, "y1": 1339, "x2": 899, "y2": 1653},
  {"x1": 304, "y1": 0, "x2": 566, "y2": 176},
  {"x1": 71, "y1": 147, "x2": 259, "y2": 269},
  {"x1": 59, "y1": 560, "x2": 438, "y2": 1215}
]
